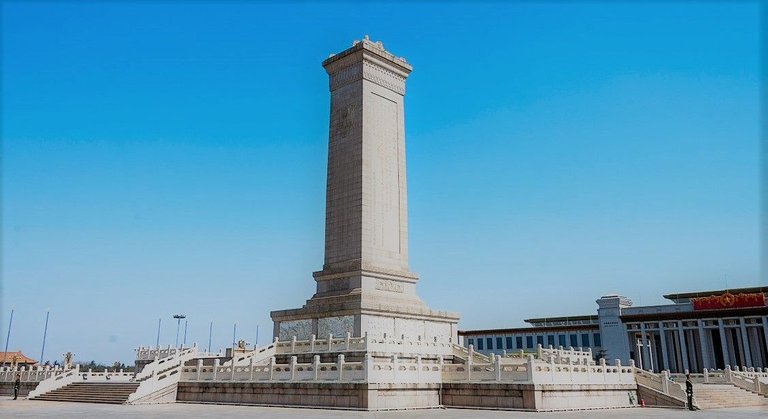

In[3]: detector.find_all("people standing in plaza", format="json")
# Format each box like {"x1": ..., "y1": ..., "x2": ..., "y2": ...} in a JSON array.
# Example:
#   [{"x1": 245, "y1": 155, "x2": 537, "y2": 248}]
[
  {"x1": 685, "y1": 374, "x2": 694, "y2": 410},
  {"x1": 13, "y1": 373, "x2": 21, "y2": 400}
]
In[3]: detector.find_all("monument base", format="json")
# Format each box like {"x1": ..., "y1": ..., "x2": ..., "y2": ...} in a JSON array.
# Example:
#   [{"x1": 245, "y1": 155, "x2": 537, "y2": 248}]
[
  {"x1": 177, "y1": 382, "x2": 442, "y2": 410},
  {"x1": 176, "y1": 381, "x2": 638, "y2": 411},
  {"x1": 271, "y1": 267, "x2": 460, "y2": 344}
]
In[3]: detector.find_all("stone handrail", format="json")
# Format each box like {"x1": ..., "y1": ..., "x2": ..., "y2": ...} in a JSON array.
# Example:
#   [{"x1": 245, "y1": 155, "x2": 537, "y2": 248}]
[
  {"x1": 0, "y1": 365, "x2": 70, "y2": 383},
  {"x1": 226, "y1": 341, "x2": 278, "y2": 366},
  {"x1": 538, "y1": 345, "x2": 595, "y2": 365},
  {"x1": 230, "y1": 333, "x2": 466, "y2": 366},
  {"x1": 670, "y1": 366, "x2": 768, "y2": 396},
  {"x1": 28, "y1": 366, "x2": 82, "y2": 399},
  {"x1": 180, "y1": 352, "x2": 635, "y2": 386},
  {"x1": 127, "y1": 360, "x2": 184, "y2": 404},
  {"x1": 136, "y1": 345, "x2": 186, "y2": 361},
  {"x1": 276, "y1": 333, "x2": 367, "y2": 355},
  {"x1": 135, "y1": 347, "x2": 197, "y2": 381},
  {"x1": 635, "y1": 367, "x2": 687, "y2": 402},
  {"x1": 183, "y1": 354, "x2": 366, "y2": 383},
  {"x1": 454, "y1": 344, "x2": 490, "y2": 363}
]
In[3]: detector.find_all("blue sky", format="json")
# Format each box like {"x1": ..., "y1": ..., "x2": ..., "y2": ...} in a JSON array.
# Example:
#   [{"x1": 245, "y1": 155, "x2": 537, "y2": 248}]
[{"x1": 1, "y1": 2, "x2": 760, "y2": 363}]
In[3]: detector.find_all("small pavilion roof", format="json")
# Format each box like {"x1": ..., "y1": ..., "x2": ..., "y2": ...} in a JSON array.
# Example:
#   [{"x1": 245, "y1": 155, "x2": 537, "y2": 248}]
[{"x1": 0, "y1": 351, "x2": 38, "y2": 364}]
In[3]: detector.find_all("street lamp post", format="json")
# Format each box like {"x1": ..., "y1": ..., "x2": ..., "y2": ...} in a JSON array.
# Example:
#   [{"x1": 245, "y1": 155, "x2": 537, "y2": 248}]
[
  {"x1": 173, "y1": 314, "x2": 186, "y2": 348},
  {"x1": 40, "y1": 310, "x2": 50, "y2": 364},
  {"x1": 156, "y1": 318, "x2": 162, "y2": 348},
  {"x1": 208, "y1": 321, "x2": 213, "y2": 353},
  {"x1": 3, "y1": 307, "x2": 14, "y2": 367},
  {"x1": 183, "y1": 319, "x2": 188, "y2": 347}
]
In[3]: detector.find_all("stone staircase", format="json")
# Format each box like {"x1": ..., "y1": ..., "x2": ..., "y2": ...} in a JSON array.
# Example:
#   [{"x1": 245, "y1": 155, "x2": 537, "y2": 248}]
[
  {"x1": 31, "y1": 382, "x2": 140, "y2": 404},
  {"x1": 693, "y1": 383, "x2": 768, "y2": 409}
]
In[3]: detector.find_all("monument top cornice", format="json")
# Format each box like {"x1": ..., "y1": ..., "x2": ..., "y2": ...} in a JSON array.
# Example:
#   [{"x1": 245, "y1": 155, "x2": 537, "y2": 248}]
[{"x1": 322, "y1": 35, "x2": 412, "y2": 75}]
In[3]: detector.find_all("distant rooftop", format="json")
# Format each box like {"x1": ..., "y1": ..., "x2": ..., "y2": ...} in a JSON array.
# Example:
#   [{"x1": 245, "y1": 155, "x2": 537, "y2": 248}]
[
  {"x1": 663, "y1": 286, "x2": 768, "y2": 304},
  {"x1": 524, "y1": 315, "x2": 598, "y2": 327},
  {"x1": 0, "y1": 351, "x2": 37, "y2": 365}
]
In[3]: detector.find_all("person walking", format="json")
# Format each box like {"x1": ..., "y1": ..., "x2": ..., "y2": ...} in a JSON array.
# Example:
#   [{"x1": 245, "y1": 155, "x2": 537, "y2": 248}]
[
  {"x1": 13, "y1": 373, "x2": 21, "y2": 400},
  {"x1": 685, "y1": 373, "x2": 695, "y2": 411}
]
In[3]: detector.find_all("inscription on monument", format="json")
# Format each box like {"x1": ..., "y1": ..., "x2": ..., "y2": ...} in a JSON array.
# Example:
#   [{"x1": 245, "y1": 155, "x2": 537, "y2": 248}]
[{"x1": 375, "y1": 279, "x2": 404, "y2": 293}]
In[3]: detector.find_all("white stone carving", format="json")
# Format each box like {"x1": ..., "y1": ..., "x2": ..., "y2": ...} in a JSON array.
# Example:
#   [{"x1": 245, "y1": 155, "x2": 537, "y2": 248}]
[
  {"x1": 279, "y1": 320, "x2": 312, "y2": 340},
  {"x1": 318, "y1": 316, "x2": 354, "y2": 337}
]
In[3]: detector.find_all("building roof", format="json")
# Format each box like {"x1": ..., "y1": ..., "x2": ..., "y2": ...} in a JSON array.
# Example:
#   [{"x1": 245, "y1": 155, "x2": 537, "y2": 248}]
[
  {"x1": 458, "y1": 323, "x2": 598, "y2": 336},
  {"x1": 0, "y1": 351, "x2": 37, "y2": 364},
  {"x1": 620, "y1": 305, "x2": 768, "y2": 322},
  {"x1": 524, "y1": 314, "x2": 598, "y2": 326},
  {"x1": 663, "y1": 286, "x2": 768, "y2": 303}
]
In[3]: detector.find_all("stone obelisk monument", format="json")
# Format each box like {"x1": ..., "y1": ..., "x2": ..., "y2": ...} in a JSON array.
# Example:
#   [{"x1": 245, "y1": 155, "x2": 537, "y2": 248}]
[{"x1": 271, "y1": 37, "x2": 459, "y2": 343}]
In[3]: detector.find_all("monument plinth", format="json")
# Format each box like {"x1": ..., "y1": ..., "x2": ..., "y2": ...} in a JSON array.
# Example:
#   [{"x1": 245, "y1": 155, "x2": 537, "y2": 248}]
[{"x1": 271, "y1": 37, "x2": 459, "y2": 343}]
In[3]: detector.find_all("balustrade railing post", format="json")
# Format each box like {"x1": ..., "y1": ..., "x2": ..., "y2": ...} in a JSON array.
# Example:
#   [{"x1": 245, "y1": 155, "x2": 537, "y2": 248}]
[
  {"x1": 495, "y1": 354, "x2": 502, "y2": 381},
  {"x1": 392, "y1": 354, "x2": 398, "y2": 382},
  {"x1": 364, "y1": 353, "x2": 373, "y2": 382},
  {"x1": 600, "y1": 358, "x2": 606, "y2": 382},
  {"x1": 662, "y1": 370, "x2": 670, "y2": 393},
  {"x1": 549, "y1": 358, "x2": 555, "y2": 383},
  {"x1": 615, "y1": 359, "x2": 622, "y2": 383},
  {"x1": 196, "y1": 359, "x2": 203, "y2": 380},
  {"x1": 725, "y1": 365, "x2": 732, "y2": 382},
  {"x1": 212, "y1": 359, "x2": 219, "y2": 381},
  {"x1": 313, "y1": 355, "x2": 320, "y2": 381},
  {"x1": 537, "y1": 344, "x2": 543, "y2": 359},
  {"x1": 467, "y1": 351, "x2": 472, "y2": 381},
  {"x1": 526, "y1": 355, "x2": 535, "y2": 382},
  {"x1": 291, "y1": 336, "x2": 296, "y2": 353},
  {"x1": 290, "y1": 356, "x2": 297, "y2": 381},
  {"x1": 416, "y1": 355, "x2": 422, "y2": 382},
  {"x1": 269, "y1": 356, "x2": 275, "y2": 381},
  {"x1": 703, "y1": 368, "x2": 709, "y2": 383},
  {"x1": 328, "y1": 334, "x2": 333, "y2": 352},
  {"x1": 310, "y1": 335, "x2": 316, "y2": 352},
  {"x1": 337, "y1": 354, "x2": 344, "y2": 381},
  {"x1": 346, "y1": 332, "x2": 351, "y2": 351}
]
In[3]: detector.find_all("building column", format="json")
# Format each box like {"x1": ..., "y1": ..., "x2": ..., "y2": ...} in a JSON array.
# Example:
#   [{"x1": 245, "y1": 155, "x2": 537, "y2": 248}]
[
  {"x1": 697, "y1": 320, "x2": 712, "y2": 370},
  {"x1": 659, "y1": 322, "x2": 670, "y2": 372},
  {"x1": 639, "y1": 323, "x2": 650, "y2": 370},
  {"x1": 677, "y1": 323, "x2": 689, "y2": 372},
  {"x1": 739, "y1": 318, "x2": 753, "y2": 368},
  {"x1": 718, "y1": 319, "x2": 732, "y2": 367},
  {"x1": 762, "y1": 316, "x2": 768, "y2": 368}
]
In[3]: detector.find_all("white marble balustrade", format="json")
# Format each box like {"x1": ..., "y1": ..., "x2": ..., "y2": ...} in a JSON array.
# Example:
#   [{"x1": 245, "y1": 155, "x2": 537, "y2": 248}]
[
  {"x1": 0, "y1": 365, "x2": 71, "y2": 383},
  {"x1": 181, "y1": 350, "x2": 635, "y2": 385}
]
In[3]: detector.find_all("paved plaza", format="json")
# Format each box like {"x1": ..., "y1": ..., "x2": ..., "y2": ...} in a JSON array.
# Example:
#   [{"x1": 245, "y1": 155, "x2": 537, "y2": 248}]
[{"x1": 2, "y1": 398, "x2": 767, "y2": 419}]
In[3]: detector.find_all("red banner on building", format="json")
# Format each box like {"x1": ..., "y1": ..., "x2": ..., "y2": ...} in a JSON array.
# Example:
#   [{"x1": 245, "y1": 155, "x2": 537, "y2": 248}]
[{"x1": 691, "y1": 292, "x2": 766, "y2": 311}]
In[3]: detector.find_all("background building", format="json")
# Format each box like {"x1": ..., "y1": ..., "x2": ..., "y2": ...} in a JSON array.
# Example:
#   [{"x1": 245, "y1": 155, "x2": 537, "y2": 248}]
[{"x1": 460, "y1": 286, "x2": 768, "y2": 373}]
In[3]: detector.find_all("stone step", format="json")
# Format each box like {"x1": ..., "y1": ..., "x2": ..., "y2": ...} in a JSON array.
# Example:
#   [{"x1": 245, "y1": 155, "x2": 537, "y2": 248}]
[
  {"x1": 31, "y1": 382, "x2": 141, "y2": 404},
  {"x1": 685, "y1": 383, "x2": 768, "y2": 409},
  {"x1": 33, "y1": 397, "x2": 126, "y2": 404}
]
